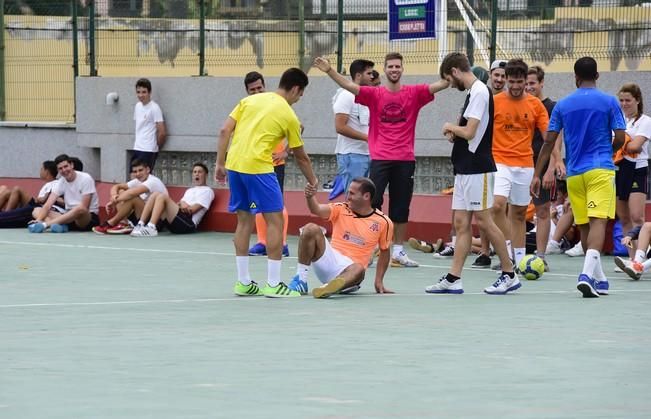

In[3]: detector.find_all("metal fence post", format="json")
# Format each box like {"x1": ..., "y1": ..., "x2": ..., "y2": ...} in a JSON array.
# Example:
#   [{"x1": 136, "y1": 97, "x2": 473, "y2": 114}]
[
  {"x1": 0, "y1": 0, "x2": 5, "y2": 120},
  {"x1": 89, "y1": 0, "x2": 97, "y2": 76},
  {"x1": 336, "y1": 0, "x2": 343, "y2": 73},
  {"x1": 298, "y1": 0, "x2": 305, "y2": 69},
  {"x1": 199, "y1": 0, "x2": 205, "y2": 76},
  {"x1": 72, "y1": 0, "x2": 79, "y2": 78},
  {"x1": 489, "y1": 0, "x2": 497, "y2": 64}
]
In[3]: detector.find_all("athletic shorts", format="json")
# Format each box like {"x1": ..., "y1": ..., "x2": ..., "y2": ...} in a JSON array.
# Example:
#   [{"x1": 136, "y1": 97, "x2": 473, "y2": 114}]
[
  {"x1": 227, "y1": 170, "x2": 283, "y2": 214},
  {"x1": 567, "y1": 168, "x2": 616, "y2": 225},
  {"x1": 616, "y1": 159, "x2": 648, "y2": 200},
  {"x1": 369, "y1": 160, "x2": 415, "y2": 223},
  {"x1": 68, "y1": 212, "x2": 100, "y2": 232},
  {"x1": 274, "y1": 164, "x2": 286, "y2": 194},
  {"x1": 494, "y1": 164, "x2": 534, "y2": 206},
  {"x1": 168, "y1": 211, "x2": 196, "y2": 234},
  {"x1": 312, "y1": 238, "x2": 354, "y2": 285},
  {"x1": 532, "y1": 176, "x2": 557, "y2": 206},
  {"x1": 132, "y1": 150, "x2": 158, "y2": 171},
  {"x1": 452, "y1": 172, "x2": 494, "y2": 211}
]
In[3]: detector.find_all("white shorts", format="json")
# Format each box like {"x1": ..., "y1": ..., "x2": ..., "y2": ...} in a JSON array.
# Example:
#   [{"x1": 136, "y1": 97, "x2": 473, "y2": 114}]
[
  {"x1": 494, "y1": 164, "x2": 534, "y2": 206},
  {"x1": 452, "y1": 172, "x2": 494, "y2": 211},
  {"x1": 312, "y1": 239, "x2": 354, "y2": 285}
]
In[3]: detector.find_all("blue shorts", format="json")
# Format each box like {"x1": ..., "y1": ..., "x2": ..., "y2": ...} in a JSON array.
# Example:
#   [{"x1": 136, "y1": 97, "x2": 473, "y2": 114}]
[{"x1": 227, "y1": 170, "x2": 283, "y2": 213}]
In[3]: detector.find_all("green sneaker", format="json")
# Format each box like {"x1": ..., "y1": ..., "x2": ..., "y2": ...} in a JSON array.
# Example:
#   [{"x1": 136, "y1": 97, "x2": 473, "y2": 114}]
[
  {"x1": 262, "y1": 282, "x2": 301, "y2": 298},
  {"x1": 312, "y1": 277, "x2": 346, "y2": 299},
  {"x1": 234, "y1": 280, "x2": 263, "y2": 296}
]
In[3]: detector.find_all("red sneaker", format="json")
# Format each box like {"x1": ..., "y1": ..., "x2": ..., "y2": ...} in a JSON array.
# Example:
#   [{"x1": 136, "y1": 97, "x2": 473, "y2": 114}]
[
  {"x1": 107, "y1": 222, "x2": 133, "y2": 235},
  {"x1": 92, "y1": 223, "x2": 110, "y2": 235}
]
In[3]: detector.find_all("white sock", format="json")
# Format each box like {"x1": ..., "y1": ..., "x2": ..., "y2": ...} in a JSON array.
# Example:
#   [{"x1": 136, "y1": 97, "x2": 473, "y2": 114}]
[
  {"x1": 582, "y1": 249, "x2": 600, "y2": 278},
  {"x1": 514, "y1": 248, "x2": 526, "y2": 266},
  {"x1": 236, "y1": 256, "x2": 251, "y2": 285},
  {"x1": 296, "y1": 263, "x2": 310, "y2": 283},
  {"x1": 42, "y1": 222, "x2": 48, "y2": 228},
  {"x1": 635, "y1": 249, "x2": 646, "y2": 263},
  {"x1": 548, "y1": 239, "x2": 560, "y2": 247},
  {"x1": 392, "y1": 244, "x2": 404, "y2": 258},
  {"x1": 641, "y1": 258, "x2": 651, "y2": 273},
  {"x1": 147, "y1": 222, "x2": 156, "y2": 229},
  {"x1": 505, "y1": 240, "x2": 513, "y2": 259},
  {"x1": 451, "y1": 235, "x2": 457, "y2": 247},
  {"x1": 138, "y1": 220, "x2": 145, "y2": 226},
  {"x1": 593, "y1": 260, "x2": 607, "y2": 281},
  {"x1": 267, "y1": 259, "x2": 282, "y2": 287}
]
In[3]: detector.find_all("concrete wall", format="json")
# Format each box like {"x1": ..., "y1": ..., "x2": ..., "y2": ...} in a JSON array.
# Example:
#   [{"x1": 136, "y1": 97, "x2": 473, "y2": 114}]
[{"x1": 1, "y1": 71, "x2": 650, "y2": 184}]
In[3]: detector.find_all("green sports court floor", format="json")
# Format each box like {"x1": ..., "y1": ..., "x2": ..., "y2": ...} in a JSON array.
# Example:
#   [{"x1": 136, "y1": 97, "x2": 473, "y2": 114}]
[{"x1": 1, "y1": 230, "x2": 651, "y2": 418}]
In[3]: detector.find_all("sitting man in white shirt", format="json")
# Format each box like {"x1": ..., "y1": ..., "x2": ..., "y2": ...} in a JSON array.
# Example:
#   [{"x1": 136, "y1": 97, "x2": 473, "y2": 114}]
[
  {"x1": 29, "y1": 154, "x2": 100, "y2": 233},
  {"x1": 131, "y1": 162, "x2": 215, "y2": 236},
  {"x1": 93, "y1": 158, "x2": 168, "y2": 234}
]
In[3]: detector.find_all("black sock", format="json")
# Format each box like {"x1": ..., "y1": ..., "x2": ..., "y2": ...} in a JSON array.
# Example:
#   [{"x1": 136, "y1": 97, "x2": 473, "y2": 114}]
[
  {"x1": 445, "y1": 273, "x2": 460, "y2": 282},
  {"x1": 502, "y1": 271, "x2": 515, "y2": 279}
]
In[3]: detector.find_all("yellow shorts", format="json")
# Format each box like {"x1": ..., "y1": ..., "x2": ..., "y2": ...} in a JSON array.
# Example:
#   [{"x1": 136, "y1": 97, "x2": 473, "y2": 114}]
[{"x1": 566, "y1": 169, "x2": 616, "y2": 225}]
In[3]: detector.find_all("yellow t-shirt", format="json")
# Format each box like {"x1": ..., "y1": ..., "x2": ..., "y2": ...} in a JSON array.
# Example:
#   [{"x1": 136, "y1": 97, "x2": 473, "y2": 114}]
[{"x1": 225, "y1": 92, "x2": 302, "y2": 174}]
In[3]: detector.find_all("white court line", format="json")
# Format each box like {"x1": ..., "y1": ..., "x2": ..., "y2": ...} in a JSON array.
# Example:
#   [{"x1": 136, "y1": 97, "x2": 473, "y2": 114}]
[
  {"x1": 2, "y1": 288, "x2": 651, "y2": 309},
  {"x1": 1, "y1": 240, "x2": 628, "y2": 279}
]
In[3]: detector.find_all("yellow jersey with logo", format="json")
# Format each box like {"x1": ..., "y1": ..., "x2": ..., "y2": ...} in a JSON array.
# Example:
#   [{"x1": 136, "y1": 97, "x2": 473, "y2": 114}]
[{"x1": 226, "y1": 92, "x2": 302, "y2": 174}]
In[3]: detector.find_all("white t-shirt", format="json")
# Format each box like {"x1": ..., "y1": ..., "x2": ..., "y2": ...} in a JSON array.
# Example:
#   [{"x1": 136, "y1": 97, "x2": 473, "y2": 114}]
[
  {"x1": 53, "y1": 171, "x2": 99, "y2": 214},
  {"x1": 624, "y1": 114, "x2": 651, "y2": 168},
  {"x1": 332, "y1": 88, "x2": 370, "y2": 155},
  {"x1": 464, "y1": 80, "x2": 491, "y2": 153},
  {"x1": 37, "y1": 180, "x2": 58, "y2": 200},
  {"x1": 126, "y1": 174, "x2": 168, "y2": 201},
  {"x1": 133, "y1": 100, "x2": 164, "y2": 152},
  {"x1": 180, "y1": 185, "x2": 215, "y2": 226}
]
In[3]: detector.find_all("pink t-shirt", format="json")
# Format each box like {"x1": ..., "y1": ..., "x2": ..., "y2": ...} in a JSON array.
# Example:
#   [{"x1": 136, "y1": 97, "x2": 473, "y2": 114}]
[{"x1": 355, "y1": 84, "x2": 434, "y2": 161}]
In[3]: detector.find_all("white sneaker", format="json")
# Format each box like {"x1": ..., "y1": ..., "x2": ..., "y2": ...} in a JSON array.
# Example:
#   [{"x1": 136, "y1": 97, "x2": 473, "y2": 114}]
[
  {"x1": 130, "y1": 224, "x2": 158, "y2": 237},
  {"x1": 565, "y1": 242, "x2": 585, "y2": 257},
  {"x1": 129, "y1": 224, "x2": 144, "y2": 236},
  {"x1": 484, "y1": 273, "x2": 522, "y2": 295},
  {"x1": 391, "y1": 251, "x2": 419, "y2": 267},
  {"x1": 425, "y1": 276, "x2": 464, "y2": 294},
  {"x1": 545, "y1": 240, "x2": 563, "y2": 255}
]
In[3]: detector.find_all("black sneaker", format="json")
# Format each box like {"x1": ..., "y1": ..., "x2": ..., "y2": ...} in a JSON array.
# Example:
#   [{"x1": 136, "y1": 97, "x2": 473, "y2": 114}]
[
  {"x1": 472, "y1": 254, "x2": 491, "y2": 268},
  {"x1": 433, "y1": 246, "x2": 455, "y2": 258}
]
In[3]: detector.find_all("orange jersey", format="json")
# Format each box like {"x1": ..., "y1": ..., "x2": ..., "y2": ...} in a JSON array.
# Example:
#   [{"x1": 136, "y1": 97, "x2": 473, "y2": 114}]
[
  {"x1": 492, "y1": 93, "x2": 549, "y2": 167},
  {"x1": 328, "y1": 203, "x2": 394, "y2": 268},
  {"x1": 273, "y1": 141, "x2": 287, "y2": 167}
]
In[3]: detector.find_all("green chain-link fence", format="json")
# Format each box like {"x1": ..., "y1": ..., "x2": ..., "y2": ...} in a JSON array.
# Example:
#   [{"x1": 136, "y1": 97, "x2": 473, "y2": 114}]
[{"x1": 2, "y1": 0, "x2": 650, "y2": 121}]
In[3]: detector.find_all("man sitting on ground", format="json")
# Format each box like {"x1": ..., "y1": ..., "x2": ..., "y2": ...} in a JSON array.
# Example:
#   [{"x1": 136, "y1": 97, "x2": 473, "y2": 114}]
[
  {"x1": 0, "y1": 161, "x2": 61, "y2": 228},
  {"x1": 29, "y1": 154, "x2": 100, "y2": 233},
  {"x1": 130, "y1": 162, "x2": 215, "y2": 236},
  {"x1": 93, "y1": 159, "x2": 168, "y2": 234},
  {"x1": 288, "y1": 176, "x2": 394, "y2": 298}
]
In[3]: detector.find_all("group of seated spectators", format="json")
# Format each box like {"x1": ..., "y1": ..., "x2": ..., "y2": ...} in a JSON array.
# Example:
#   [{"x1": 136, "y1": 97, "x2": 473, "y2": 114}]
[{"x1": 0, "y1": 154, "x2": 214, "y2": 237}]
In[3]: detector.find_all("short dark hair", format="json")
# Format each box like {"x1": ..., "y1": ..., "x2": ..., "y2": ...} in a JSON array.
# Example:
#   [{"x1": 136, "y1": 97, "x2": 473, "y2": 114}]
[
  {"x1": 574, "y1": 56, "x2": 598, "y2": 81},
  {"x1": 352, "y1": 177, "x2": 376, "y2": 200},
  {"x1": 244, "y1": 71, "x2": 264, "y2": 88},
  {"x1": 349, "y1": 59, "x2": 374, "y2": 80},
  {"x1": 193, "y1": 162, "x2": 209, "y2": 174},
  {"x1": 505, "y1": 58, "x2": 528, "y2": 79},
  {"x1": 131, "y1": 158, "x2": 150, "y2": 169},
  {"x1": 69, "y1": 157, "x2": 83, "y2": 171},
  {"x1": 439, "y1": 52, "x2": 471, "y2": 78},
  {"x1": 278, "y1": 68, "x2": 309, "y2": 91},
  {"x1": 42, "y1": 160, "x2": 57, "y2": 178},
  {"x1": 527, "y1": 65, "x2": 545, "y2": 82},
  {"x1": 135, "y1": 78, "x2": 152, "y2": 92},
  {"x1": 384, "y1": 52, "x2": 403, "y2": 65},
  {"x1": 54, "y1": 154, "x2": 72, "y2": 166}
]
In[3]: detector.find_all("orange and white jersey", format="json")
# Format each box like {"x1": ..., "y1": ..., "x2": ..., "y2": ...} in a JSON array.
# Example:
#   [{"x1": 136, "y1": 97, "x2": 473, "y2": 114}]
[{"x1": 328, "y1": 202, "x2": 393, "y2": 268}]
